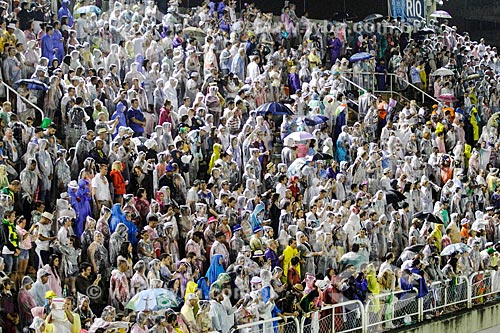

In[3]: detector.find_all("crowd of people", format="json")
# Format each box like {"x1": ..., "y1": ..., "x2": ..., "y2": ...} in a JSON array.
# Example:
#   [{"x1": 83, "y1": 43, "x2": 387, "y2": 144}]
[{"x1": 0, "y1": 0, "x2": 498, "y2": 332}]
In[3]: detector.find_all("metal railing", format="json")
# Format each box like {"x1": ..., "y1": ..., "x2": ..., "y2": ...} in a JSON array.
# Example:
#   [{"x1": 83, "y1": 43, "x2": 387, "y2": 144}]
[
  {"x1": 470, "y1": 270, "x2": 498, "y2": 305},
  {"x1": 229, "y1": 315, "x2": 301, "y2": 333},
  {"x1": 365, "y1": 288, "x2": 420, "y2": 331},
  {"x1": 300, "y1": 300, "x2": 365, "y2": 333},
  {"x1": 229, "y1": 270, "x2": 500, "y2": 333},
  {"x1": 2, "y1": 81, "x2": 45, "y2": 119},
  {"x1": 422, "y1": 276, "x2": 470, "y2": 318},
  {"x1": 342, "y1": 71, "x2": 441, "y2": 106}
]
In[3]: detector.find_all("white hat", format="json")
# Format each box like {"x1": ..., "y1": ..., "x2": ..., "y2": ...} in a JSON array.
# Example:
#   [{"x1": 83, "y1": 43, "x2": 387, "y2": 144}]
[
  {"x1": 250, "y1": 276, "x2": 262, "y2": 284},
  {"x1": 41, "y1": 212, "x2": 53, "y2": 220}
]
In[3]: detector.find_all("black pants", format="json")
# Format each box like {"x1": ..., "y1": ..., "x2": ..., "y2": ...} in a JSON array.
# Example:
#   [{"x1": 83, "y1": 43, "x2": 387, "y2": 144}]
[{"x1": 35, "y1": 249, "x2": 50, "y2": 269}]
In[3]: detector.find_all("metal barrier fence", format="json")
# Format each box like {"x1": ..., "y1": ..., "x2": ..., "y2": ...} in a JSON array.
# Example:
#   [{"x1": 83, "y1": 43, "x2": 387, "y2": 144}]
[
  {"x1": 470, "y1": 270, "x2": 499, "y2": 305},
  {"x1": 365, "y1": 288, "x2": 420, "y2": 331},
  {"x1": 229, "y1": 315, "x2": 301, "y2": 333},
  {"x1": 230, "y1": 271, "x2": 500, "y2": 333},
  {"x1": 422, "y1": 276, "x2": 470, "y2": 318},
  {"x1": 300, "y1": 300, "x2": 365, "y2": 333}
]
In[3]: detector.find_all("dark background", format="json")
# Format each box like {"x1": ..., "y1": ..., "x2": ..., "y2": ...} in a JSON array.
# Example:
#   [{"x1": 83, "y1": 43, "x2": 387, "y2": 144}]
[{"x1": 181, "y1": 0, "x2": 500, "y2": 46}]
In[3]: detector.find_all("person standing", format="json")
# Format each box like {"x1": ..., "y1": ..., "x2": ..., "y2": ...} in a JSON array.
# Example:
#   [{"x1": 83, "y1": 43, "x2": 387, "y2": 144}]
[
  {"x1": 327, "y1": 32, "x2": 343, "y2": 66},
  {"x1": 91, "y1": 164, "x2": 112, "y2": 214},
  {"x1": 41, "y1": 25, "x2": 55, "y2": 63},
  {"x1": 127, "y1": 98, "x2": 146, "y2": 137}
]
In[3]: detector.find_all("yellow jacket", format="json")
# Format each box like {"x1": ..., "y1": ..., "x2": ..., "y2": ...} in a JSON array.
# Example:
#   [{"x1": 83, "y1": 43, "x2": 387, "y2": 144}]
[{"x1": 282, "y1": 245, "x2": 299, "y2": 277}]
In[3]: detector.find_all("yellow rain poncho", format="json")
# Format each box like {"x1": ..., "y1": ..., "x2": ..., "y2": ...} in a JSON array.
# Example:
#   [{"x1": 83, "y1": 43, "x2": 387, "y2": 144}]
[{"x1": 208, "y1": 143, "x2": 222, "y2": 174}]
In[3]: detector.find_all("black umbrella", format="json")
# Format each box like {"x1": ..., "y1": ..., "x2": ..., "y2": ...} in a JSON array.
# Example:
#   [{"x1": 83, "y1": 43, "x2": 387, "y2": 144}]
[
  {"x1": 385, "y1": 189, "x2": 406, "y2": 209},
  {"x1": 255, "y1": 102, "x2": 294, "y2": 116},
  {"x1": 405, "y1": 244, "x2": 425, "y2": 253},
  {"x1": 413, "y1": 212, "x2": 443, "y2": 224},
  {"x1": 312, "y1": 152, "x2": 334, "y2": 161},
  {"x1": 396, "y1": 246, "x2": 423, "y2": 267}
]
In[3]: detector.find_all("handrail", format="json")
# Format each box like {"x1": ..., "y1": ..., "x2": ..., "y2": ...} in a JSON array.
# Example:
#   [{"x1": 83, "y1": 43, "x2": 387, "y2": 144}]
[
  {"x1": 339, "y1": 74, "x2": 371, "y2": 96},
  {"x1": 353, "y1": 71, "x2": 441, "y2": 106},
  {"x1": 2, "y1": 81, "x2": 45, "y2": 119}
]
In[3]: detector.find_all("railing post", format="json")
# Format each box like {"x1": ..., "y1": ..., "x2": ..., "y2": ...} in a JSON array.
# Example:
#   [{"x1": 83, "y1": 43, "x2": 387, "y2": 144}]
[
  {"x1": 331, "y1": 305, "x2": 336, "y2": 333},
  {"x1": 467, "y1": 273, "x2": 473, "y2": 309},
  {"x1": 444, "y1": 281, "x2": 448, "y2": 307},
  {"x1": 418, "y1": 295, "x2": 424, "y2": 322},
  {"x1": 294, "y1": 316, "x2": 301, "y2": 333},
  {"x1": 360, "y1": 300, "x2": 367, "y2": 333},
  {"x1": 5, "y1": 83, "x2": 9, "y2": 102},
  {"x1": 364, "y1": 299, "x2": 371, "y2": 333}
]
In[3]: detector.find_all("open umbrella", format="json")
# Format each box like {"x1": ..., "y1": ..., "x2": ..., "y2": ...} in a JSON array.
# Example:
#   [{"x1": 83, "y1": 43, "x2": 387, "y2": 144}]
[
  {"x1": 405, "y1": 244, "x2": 426, "y2": 253},
  {"x1": 430, "y1": 10, "x2": 452, "y2": 19},
  {"x1": 349, "y1": 52, "x2": 373, "y2": 62},
  {"x1": 74, "y1": 5, "x2": 102, "y2": 15},
  {"x1": 416, "y1": 27, "x2": 435, "y2": 35},
  {"x1": 465, "y1": 74, "x2": 482, "y2": 81},
  {"x1": 304, "y1": 115, "x2": 329, "y2": 126},
  {"x1": 285, "y1": 131, "x2": 315, "y2": 141},
  {"x1": 438, "y1": 94, "x2": 457, "y2": 102},
  {"x1": 256, "y1": 102, "x2": 294, "y2": 115},
  {"x1": 364, "y1": 13, "x2": 384, "y2": 21},
  {"x1": 183, "y1": 26, "x2": 207, "y2": 37},
  {"x1": 485, "y1": 70, "x2": 495, "y2": 77},
  {"x1": 385, "y1": 189, "x2": 406, "y2": 209},
  {"x1": 413, "y1": 212, "x2": 443, "y2": 224},
  {"x1": 312, "y1": 152, "x2": 333, "y2": 161},
  {"x1": 287, "y1": 157, "x2": 307, "y2": 177},
  {"x1": 397, "y1": 245, "x2": 425, "y2": 266},
  {"x1": 126, "y1": 288, "x2": 180, "y2": 311},
  {"x1": 431, "y1": 67, "x2": 454, "y2": 76},
  {"x1": 440, "y1": 243, "x2": 471, "y2": 256},
  {"x1": 14, "y1": 79, "x2": 49, "y2": 91}
]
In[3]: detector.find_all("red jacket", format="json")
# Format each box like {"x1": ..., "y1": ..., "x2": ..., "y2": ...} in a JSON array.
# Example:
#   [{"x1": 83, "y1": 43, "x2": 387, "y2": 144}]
[{"x1": 110, "y1": 169, "x2": 126, "y2": 195}]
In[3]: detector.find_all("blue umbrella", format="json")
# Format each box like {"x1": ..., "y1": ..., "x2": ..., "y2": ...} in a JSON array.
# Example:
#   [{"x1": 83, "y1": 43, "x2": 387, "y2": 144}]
[
  {"x1": 349, "y1": 52, "x2": 373, "y2": 62},
  {"x1": 256, "y1": 102, "x2": 294, "y2": 115},
  {"x1": 14, "y1": 79, "x2": 49, "y2": 91},
  {"x1": 304, "y1": 115, "x2": 329, "y2": 126}
]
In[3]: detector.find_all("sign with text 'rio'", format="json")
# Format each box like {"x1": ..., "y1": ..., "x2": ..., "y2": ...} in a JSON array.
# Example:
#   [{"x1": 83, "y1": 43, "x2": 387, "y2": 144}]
[{"x1": 390, "y1": 0, "x2": 426, "y2": 22}]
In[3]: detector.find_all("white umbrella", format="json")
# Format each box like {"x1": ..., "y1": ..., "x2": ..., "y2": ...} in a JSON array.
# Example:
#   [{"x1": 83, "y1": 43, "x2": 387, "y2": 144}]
[
  {"x1": 287, "y1": 158, "x2": 307, "y2": 177},
  {"x1": 364, "y1": 14, "x2": 384, "y2": 21},
  {"x1": 285, "y1": 131, "x2": 315, "y2": 141},
  {"x1": 430, "y1": 10, "x2": 452, "y2": 19},
  {"x1": 431, "y1": 67, "x2": 454, "y2": 76}
]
